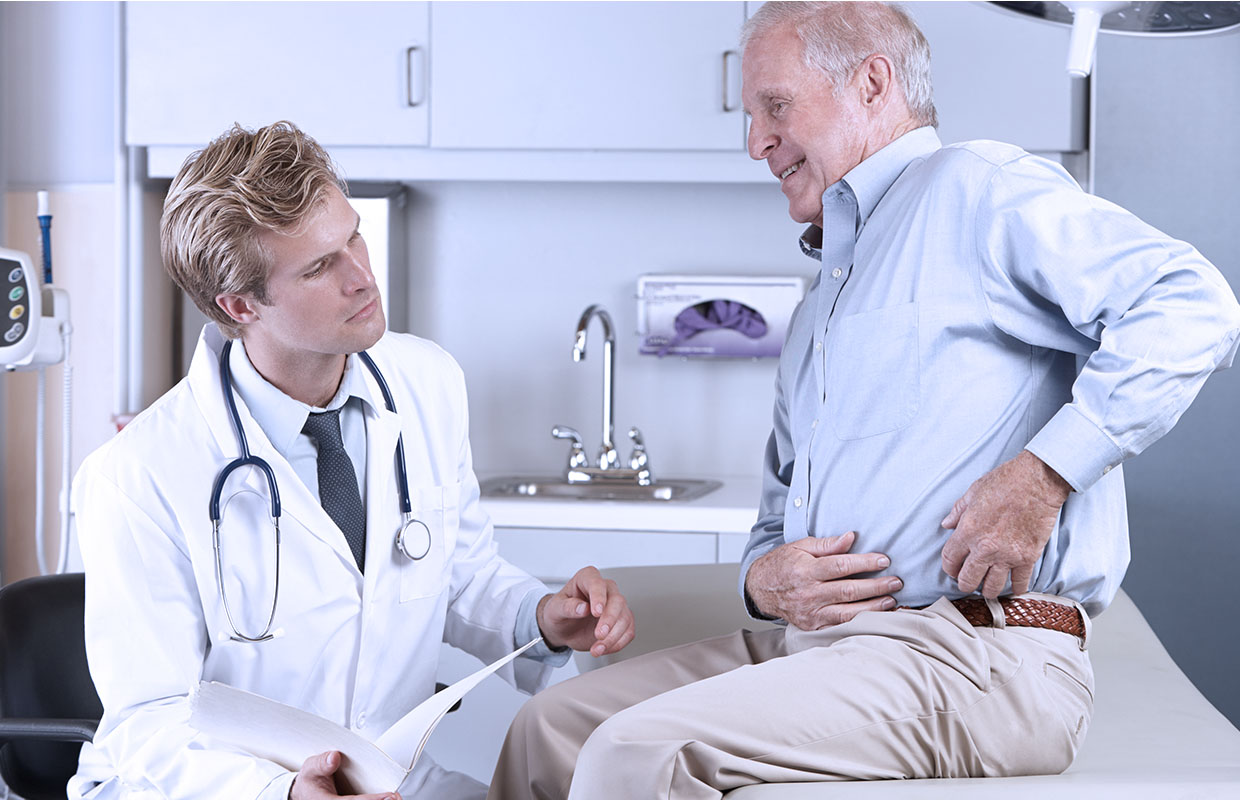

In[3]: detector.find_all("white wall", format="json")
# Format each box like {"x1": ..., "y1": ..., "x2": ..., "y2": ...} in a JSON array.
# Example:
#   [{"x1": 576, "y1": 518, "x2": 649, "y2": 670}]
[
  {"x1": 401, "y1": 180, "x2": 809, "y2": 481},
  {"x1": 1093, "y1": 27, "x2": 1240, "y2": 731}
]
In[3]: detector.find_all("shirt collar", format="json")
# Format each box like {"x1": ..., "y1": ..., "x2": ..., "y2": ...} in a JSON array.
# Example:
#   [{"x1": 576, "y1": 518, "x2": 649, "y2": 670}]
[
  {"x1": 228, "y1": 341, "x2": 377, "y2": 458},
  {"x1": 798, "y1": 126, "x2": 942, "y2": 261}
]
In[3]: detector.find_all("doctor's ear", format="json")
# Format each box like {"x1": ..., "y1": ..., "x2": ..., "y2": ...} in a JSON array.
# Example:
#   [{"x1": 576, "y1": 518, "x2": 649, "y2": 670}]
[{"x1": 215, "y1": 293, "x2": 262, "y2": 326}]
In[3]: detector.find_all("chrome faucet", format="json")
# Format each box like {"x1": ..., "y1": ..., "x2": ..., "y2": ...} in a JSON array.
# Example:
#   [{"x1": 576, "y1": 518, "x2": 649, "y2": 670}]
[
  {"x1": 572, "y1": 304, "x2": 619, "y2": 470},
  {"x1": 553, "y1": 304, "x2": 654, "y2": 486}
]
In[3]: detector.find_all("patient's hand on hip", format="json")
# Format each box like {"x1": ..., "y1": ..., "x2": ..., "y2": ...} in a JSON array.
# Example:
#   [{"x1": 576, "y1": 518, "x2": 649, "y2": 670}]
[{"x1": 746, "y1": 532, "x2": 901, "y2": 630}]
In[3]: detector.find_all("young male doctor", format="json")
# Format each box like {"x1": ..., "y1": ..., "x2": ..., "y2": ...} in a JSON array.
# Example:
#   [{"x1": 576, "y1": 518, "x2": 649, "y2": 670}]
[{"x1": 70, "y1": 121, "x2": 635, "y2": 800}]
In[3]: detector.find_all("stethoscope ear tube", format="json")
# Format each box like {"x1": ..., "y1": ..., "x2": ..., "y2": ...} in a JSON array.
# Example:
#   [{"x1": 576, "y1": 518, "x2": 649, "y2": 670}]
[{"x1": 209, "y1": 455, "x2": 281, "y2": 523}]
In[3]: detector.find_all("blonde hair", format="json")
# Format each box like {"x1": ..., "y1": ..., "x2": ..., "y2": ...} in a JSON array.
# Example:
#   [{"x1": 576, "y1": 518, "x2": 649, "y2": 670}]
[
  {"x1": 160, "y1": 121, "x2": 347, "y2": 339},
  {"x1": 742, "y1": 1, "x2": 937, "y2": 129}
]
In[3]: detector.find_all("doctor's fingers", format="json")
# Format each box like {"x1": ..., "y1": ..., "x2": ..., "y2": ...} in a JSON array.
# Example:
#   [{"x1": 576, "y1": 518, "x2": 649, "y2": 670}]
[
  {"x1": 593, "y1": 594, "x2": 634, "y2": 647},
  {"x1": 578, "y1": 574, "x2": 621, "y2": 620},
  {"x1": 592, "y1": 616, "x2": 637, "y2": 656}
]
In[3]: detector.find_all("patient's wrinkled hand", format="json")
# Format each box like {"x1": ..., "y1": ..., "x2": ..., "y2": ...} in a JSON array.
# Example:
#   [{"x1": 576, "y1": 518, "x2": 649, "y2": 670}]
[
  {"x1": 940, "y1": 450, "x2": 1071, "y2": 598},
  {"x1": 745, "y1": 532, "x2": 901, "y2": 630}
]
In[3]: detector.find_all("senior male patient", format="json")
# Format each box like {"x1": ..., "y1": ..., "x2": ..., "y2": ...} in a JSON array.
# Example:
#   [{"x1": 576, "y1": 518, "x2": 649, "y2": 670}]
[
  {"x1": 70, "y1": 121, "x2": 635, "y2": 800},
  {"x1": 487, "y1": 3, "x2": 1240, "y2": 799}
]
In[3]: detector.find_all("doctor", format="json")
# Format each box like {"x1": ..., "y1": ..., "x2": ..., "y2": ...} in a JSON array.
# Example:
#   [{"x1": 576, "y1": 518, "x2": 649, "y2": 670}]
[{"x1": 71, "y1": 121, "x2": 635, "y2": 800}]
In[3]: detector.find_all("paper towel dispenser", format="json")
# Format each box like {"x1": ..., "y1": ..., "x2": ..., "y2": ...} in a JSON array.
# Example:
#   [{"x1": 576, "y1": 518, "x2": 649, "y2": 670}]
[{"x1": 637, "y1": 274, "x2": 808, "y2": 359}]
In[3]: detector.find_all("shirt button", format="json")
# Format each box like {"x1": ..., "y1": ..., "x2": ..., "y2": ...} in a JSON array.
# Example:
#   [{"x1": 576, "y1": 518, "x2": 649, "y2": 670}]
[
  {"x1": 811, "y1": 419, "x2": 818, "y2": 429},
  {"x1": 831, "y1": 267, "x2": 843, "y2": 279},
  {"x1": 356, "y1": 713, "x2": 367, "y2": 728},
  {"x1": 793, "y1": 497, "x2": 803, "y2": 508},
  {"x1": 1102, "y1": 465, "x2": 1112, "y2": 475},
  {"x1": 815, "y1": 341, "x2": 822, "y2": 352}
]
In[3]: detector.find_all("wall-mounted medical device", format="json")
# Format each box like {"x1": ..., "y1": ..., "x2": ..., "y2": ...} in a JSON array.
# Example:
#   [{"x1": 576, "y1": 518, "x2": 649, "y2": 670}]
[
  {"x1": 1, "y1": 246, "x2": 68, "y2": 370},
  {"x1": 637, "y1": 274, "x2": 807, "y2": 359},
  {"x1": 2, "y1": 192, "x2": 74, "y2": 581}
]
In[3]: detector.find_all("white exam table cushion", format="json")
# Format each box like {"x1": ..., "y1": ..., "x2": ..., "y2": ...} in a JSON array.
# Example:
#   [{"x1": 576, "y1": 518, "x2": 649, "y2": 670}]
[{"x1": 578, "y1": 564, "x2": 1240, "y2": 799}]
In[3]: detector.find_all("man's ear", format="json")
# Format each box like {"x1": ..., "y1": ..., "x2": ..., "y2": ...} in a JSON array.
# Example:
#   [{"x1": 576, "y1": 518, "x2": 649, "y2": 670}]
[
  {"x1": 856, "y1": 53, "x2": 896, "y2": 110},
  {"x1": 215, "y1": 293, "x2": 261, "y2": 327}
]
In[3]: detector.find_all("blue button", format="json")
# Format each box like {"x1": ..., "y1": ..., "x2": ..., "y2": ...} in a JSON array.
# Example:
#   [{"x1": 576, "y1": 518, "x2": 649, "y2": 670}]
[
  {"x1": 8, "y1": 268, "x2": 22, "y2": 283},
  {"x1": 4, "y1": 323, "x2": 23, "y2": 343},
  {"x1": 8, "y1": 286, "x2": 23, "y2": 302}
]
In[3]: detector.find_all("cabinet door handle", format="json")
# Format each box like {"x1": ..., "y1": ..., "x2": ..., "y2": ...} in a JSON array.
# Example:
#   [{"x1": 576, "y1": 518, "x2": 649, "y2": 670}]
[
  {"x1": 721, "y1": 49, "x2": 740, "y2": 113},
  {"x1": 406, "y1": 45, "x2": 427, "y2": 108}
]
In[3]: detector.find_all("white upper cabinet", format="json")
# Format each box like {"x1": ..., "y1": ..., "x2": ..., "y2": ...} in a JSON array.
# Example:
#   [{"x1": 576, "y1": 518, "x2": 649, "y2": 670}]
[
  {"x1": 124, "y1": 2, "x2": 1085, "y2": 179},
  {"x1": 125, "y1": 1, "x2": 429, "y2": 147},
  {"x1": 429, "y1": 1, "x2": 748, "y2": 151}
]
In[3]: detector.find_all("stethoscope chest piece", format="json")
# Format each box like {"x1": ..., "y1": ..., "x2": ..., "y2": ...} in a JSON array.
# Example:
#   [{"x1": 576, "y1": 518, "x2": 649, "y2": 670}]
[{"x1": 396, "y1": 516, "x2": 433, "y2": 560}]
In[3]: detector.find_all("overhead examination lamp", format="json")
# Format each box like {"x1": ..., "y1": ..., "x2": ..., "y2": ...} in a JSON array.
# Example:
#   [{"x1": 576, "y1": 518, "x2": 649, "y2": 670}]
[{"x1": 991, "y1": 2, "x2": 1240, "y2": 76}]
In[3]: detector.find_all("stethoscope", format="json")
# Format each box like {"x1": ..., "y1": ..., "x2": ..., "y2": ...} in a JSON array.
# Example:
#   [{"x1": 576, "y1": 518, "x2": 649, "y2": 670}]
[{"x1": 210, "y1": 340, "x2": 432, "y2": 643}]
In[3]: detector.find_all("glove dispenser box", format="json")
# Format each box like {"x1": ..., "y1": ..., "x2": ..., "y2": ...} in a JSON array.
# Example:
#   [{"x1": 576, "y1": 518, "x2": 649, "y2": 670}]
[{"x1": 637, "y1": 274, "x2": 808, "y2": 358}]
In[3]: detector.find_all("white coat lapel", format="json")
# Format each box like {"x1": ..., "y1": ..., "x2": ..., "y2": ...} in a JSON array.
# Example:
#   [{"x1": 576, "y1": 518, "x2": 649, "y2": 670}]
[
  {"x1": 190, "y1": 325, "x2": 366, "y2": 571},
  {"x1": 362, "y1": 404, "x2": 402, "y2": 571}
]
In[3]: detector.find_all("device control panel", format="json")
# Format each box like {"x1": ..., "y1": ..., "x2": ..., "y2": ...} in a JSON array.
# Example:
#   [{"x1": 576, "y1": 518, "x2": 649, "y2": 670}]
[{"x1": 0, "y1": 248, "x2": 41, "y2": 366}]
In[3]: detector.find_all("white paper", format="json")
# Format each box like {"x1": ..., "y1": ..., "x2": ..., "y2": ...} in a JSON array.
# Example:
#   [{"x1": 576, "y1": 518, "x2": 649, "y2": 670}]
[
  {"x1": 190, "y1": 638, "x2": 543, "y2": 794},
  {"x1": 375, "y1": 636, "x2": 541, "y2": 767}
]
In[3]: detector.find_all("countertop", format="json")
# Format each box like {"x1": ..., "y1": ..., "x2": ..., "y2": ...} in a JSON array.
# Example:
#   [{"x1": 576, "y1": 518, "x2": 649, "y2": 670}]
[{"x1": 477, "y1": 473, "x2": 762, "y2": 534}]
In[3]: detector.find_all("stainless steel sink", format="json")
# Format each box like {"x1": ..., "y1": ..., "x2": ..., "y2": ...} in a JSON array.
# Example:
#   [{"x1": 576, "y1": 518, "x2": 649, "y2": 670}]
[{"x1": 480, "y1": 476, "x2": 722, "y2": 502}]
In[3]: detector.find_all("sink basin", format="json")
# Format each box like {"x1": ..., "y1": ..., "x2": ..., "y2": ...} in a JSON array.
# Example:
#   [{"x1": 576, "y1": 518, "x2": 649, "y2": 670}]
[{"x1": 480, "y1": 476, "x2": 722, "y2": 503}]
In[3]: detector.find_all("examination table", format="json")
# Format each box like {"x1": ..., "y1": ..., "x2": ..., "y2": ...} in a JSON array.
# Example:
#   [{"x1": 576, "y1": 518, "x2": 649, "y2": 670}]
[{"x1": 576, "y1": 564, "x2": 1240, "y2": 799}]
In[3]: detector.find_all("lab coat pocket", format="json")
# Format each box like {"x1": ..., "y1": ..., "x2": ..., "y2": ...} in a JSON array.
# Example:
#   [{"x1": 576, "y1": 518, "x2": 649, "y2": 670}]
[
  {"x1": 827, "y1": 302, "x2": 920, "y2": 439},
  {"x1": 398, "y1": 483, "x2": 460, "y2": 602}
]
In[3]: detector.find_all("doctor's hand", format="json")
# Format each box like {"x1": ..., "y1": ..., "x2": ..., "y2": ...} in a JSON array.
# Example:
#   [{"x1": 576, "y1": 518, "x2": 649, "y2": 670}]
[
  {"x1": 290, "y1": 751, "x2": 400, "y2": 800},
  {"x1": 746, "y1": 532, "x2": 900, "y2": 630},
  {"x1": 940, "y1": 450, "x2": 1072, "y2": 598},
  {"x1": 537, "y1": 566, "x2": 635, "y2": 658}
]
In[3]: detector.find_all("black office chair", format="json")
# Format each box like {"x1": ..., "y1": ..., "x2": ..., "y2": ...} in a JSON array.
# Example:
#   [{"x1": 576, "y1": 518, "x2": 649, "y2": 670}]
[{"x1": 0, "y1": 573, "x2": 101, "y2": 800}]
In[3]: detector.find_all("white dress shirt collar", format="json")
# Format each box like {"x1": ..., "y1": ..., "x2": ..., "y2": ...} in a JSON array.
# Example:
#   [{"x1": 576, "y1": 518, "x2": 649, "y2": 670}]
[{"x1": 227, "y1": 340, "x2": 377, "y2": 459}]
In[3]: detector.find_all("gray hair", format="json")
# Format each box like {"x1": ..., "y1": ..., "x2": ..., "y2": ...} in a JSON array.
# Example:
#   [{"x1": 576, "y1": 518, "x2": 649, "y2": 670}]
[{"x1": 741, "y1": 2, "x2": 937, "y2": 129}]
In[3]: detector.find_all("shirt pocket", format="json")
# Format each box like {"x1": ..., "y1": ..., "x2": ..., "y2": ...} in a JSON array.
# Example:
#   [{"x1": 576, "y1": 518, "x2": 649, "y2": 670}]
[
  {"x1": 827, "y1": 302, "x2": 920, "y2": 439},
  {"x1": 398, "y1": 482, "x2": 460, "y2": 603}
]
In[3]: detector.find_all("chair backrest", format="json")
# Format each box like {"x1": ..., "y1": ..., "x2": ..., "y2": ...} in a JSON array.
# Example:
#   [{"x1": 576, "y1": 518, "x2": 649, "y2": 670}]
[{"x1": 0, "y1": 573, "x2": 103, "y2": 800}]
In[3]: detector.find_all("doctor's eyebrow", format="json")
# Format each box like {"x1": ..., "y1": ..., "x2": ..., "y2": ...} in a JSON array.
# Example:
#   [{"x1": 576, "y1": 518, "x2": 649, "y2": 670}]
[{"x1": 300, "y1": 212, "x2": 363, "y2": 274}]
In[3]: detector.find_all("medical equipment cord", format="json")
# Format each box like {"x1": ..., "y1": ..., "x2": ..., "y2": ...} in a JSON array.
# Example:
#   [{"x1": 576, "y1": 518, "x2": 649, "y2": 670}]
[{"x1": 36, "y1": 327, "x2": 74, "y2": 576}]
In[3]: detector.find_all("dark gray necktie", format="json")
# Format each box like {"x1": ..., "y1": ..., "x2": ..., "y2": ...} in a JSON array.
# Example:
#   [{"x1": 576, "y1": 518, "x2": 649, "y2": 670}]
[{"x1": 302, "y1": 409, "x2": 366, "y2": 572}]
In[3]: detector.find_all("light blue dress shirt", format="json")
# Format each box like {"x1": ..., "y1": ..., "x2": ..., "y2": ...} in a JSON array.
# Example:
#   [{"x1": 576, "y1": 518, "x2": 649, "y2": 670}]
[
  {"x1": 228, "y1": 342, "x2": 563, "y2": 661},
  {"x1": 742, "y1": 127, "x2": 1240, "y2": 616}
]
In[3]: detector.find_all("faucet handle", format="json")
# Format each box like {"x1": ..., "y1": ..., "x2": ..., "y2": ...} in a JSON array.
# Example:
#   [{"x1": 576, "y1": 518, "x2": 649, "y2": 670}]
[
  {"x1": 552, "y1": 425, "x2": 589, "y2": 470},
  {"x1": 627, "y1": 427, "x2": 649, "y2": 470}
]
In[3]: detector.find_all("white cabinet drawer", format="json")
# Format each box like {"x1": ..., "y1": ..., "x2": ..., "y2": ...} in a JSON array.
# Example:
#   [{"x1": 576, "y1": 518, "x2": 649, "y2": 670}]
[{"x1": 495, "y1": 527, "x2": 718, "y2": 583}]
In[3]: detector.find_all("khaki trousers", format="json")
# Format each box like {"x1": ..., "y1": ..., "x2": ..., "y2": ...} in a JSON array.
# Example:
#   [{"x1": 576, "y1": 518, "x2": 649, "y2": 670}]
[{"x1": 488, "y1": 595, "x2": 1093, "y2": 800}]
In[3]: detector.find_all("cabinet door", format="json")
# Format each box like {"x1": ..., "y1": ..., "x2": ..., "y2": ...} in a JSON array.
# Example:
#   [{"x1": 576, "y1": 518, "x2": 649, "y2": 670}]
[
  {"x1": 494, "y1": 527, "x2": 719, "y2": 584},
  {"x1": 430, "y1": 1, "x2": 747, "y2": 150},
  {"x1": 126, "y1": 1, "x2": 429, "y2": 147}
]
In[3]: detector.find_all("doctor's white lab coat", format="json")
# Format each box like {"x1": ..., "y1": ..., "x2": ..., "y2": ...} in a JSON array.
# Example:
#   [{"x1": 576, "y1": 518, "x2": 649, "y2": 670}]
[{"x1": 71, "y1": 324, "x2": 552, "y2": 799}]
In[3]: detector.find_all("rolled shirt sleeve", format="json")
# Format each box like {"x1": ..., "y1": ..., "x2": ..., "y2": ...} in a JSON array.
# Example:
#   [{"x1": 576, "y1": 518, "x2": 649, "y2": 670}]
[{"x1": 976, "y1": 156, "x2": 1240, "y2": 492}]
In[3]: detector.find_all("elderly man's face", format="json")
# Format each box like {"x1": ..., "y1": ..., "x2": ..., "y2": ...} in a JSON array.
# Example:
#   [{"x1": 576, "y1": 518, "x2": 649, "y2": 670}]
[{"x1": 743, "y1": 25, "x2": 869, "y2": 228}]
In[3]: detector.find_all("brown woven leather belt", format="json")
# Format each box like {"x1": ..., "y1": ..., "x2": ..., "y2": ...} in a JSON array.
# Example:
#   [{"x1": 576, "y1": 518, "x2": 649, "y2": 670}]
[{"x1": 950, "y1": 596, "x2": 1086, "y2": 641}]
